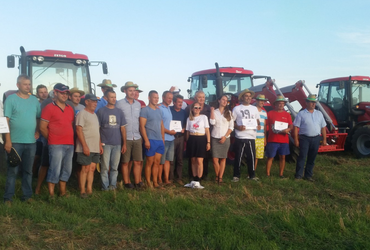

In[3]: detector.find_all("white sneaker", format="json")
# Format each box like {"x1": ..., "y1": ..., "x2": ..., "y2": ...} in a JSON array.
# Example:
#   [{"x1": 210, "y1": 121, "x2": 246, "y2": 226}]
[
  {"x1": 231, "y1": 177, "x2": 240, "y2": 182},
  {"x1": 192, "y1": 181, "x2": 204, "y2": 189},
  {"x1": 251, "y1": 177, "x2": 259, "y2": 181}
]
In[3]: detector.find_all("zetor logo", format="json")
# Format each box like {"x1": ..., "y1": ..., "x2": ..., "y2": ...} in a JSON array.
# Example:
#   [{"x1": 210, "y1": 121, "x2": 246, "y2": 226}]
[
  {"x1": 54, "y1": 54, "x2": 67, "y2": 57},
  {"x1": 236, "y1": 70, "x2": 242, "y2": 73}
]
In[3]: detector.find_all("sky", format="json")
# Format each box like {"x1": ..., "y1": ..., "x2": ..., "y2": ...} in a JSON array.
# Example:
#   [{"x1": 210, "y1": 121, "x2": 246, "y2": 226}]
[{"x1": 0, "y1": 0, "x2": 369, "y2": 105}]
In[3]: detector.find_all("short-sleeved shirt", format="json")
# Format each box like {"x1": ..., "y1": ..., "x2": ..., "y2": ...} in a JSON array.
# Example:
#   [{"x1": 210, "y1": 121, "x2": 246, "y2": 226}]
[
  {"x1": 186, "y1": 115, "x2": 209, "y2": 134},
  {"x1": 256, "y1": 108, "x2": 267, "y2": 139},
  {"x1": 232, "y1": 104, "x2": 260, "y2": 139},
  {"x1": 170, "y1": 106, "x2": 187, "y2": 136},
  {"x1": 140, "y1": 106, "x2": 163, "y2": 140},
  {"x1": 96, "y1": 106, "x2": 127, "y2": 145},
  {"x1": 293, "y1": 109, "x2": 326, "y2": 137},
  {"x1": 4, "y1": 94, "x2": 41, "y2": 143},
  {"x1": 159, "y1": 104, "x2": 174, "y2": 141},
  {"x1": 75, "y1": 109, "x2": 100, "y2": 153},
  {"x1": 266, "y1": 110, "x2": 293, "y2": 143},
  {"x1": 116, "y1": 98, "x2": 142, "y2": 140},
  {"x1": 41, "y1": 102, "x2": 75, "y2": 145}
]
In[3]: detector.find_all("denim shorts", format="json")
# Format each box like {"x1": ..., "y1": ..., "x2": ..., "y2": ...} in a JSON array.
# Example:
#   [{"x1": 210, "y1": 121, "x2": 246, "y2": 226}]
[
  {"x1": 46, "y1": 145, "x2": 74, "y2": 184},
  {"x1": 145, "y1": 139, "x2": 165, "y2": 157},
  {"x1": 265, "y1": 142, "x2": 290, "y2": 158},
  {"x1": 160, "y1": 140, "x2": 175, "y2": 164}
]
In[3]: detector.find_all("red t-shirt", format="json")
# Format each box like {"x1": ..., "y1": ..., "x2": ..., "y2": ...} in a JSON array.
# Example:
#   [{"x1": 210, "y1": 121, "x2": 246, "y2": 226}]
[
  {"x1": 41, "y1": 102, "x2": 75, "y2": 145},
  {"x1": 266, "y1": 110, "x2": 292, "y2": 143}
]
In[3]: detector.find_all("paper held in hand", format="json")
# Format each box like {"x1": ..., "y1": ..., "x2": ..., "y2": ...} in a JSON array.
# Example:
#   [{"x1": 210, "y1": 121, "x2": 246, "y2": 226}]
[
  {"x1": 170, "y1": 120, "x2": 182, "y2": 132},
  {"x1": 274, "y1": 121, "x2": 288, "y2": 131},
  {"x1": 242, "y1": 118, "x2": 257, "y2": 129},
  {"x1": 0, "y1": 117, "x2": 9, "y2": 133}
]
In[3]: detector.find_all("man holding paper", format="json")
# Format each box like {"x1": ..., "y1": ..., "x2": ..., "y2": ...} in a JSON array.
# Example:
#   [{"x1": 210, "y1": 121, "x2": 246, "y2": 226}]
[
  {"x1": 265, "y1": 95, "x2": 293, "y2": 178},
  {"x1": 232, "y1": 89, "x2": 261, "y2": 182},
  {"x1": 158, "y1": 91, "x2": 175, "y2": 185}
]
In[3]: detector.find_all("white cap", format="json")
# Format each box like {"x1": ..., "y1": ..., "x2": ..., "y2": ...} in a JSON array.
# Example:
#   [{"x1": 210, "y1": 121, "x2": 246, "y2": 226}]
[{"x1": 172, "y1": 86, "x2": 180, "y2": 93}]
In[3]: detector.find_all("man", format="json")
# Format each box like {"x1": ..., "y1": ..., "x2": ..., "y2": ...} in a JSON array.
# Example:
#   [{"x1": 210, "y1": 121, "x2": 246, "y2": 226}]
[
  {"x1": 36, "y1": 84, "x2": 49, "y2": 103},
  {"x1": 158, "y1": 91, "x2": 176, "y2": 185},
  {"x1": 40, "y1": 83, "x2": 74, "y2": 198},
  {"x1": 116, "y1": 81, "x2": 143, "y2": 189},
  {"x1": 294, "y1": 94, "x2": 327, "y2": 182},
  {"x1": 232, "y1": 89, "x2": 261, "y2": 182},
  {"x1": 170, "y1": 95, "x2": 187, "y2": 185},
  {"x1": 32, "y1": 84, "x2": 49, "y2": 176},
  {"x1": 76, "y1": 94, "x2": 103, "y2": 198},
  {"x1": 140, "y1": 90, "x2": 165, "y2": 188},
  {"x1": 97, "y1": 90, "x2": 127, "y2": 190},
  {"x1": 69, "y1": 87, "x2": 85, "y2": 115},
  {"x1": 265, "y1": 95, "x2": 293, "y2": 178},
  {"x1": 3, "y1": 75, "x2": 41, "y2": 205},
  {"x1": 255, "y1": 94, "x2": 268, "y2": 170},
  {"x1": 134, "y1": 87, "x2": 146, "y2": 108},
  {"x1": 95, "y1": 79, "x2": 117, "y2": 112},
  {"x1": 169, "y1": 86, "x2": 187, "y2": 109}
]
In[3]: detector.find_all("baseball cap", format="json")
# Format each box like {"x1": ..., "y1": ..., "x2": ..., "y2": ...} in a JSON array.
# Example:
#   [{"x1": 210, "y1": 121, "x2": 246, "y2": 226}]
[
  {"x1": 84, "y1": 93, "x2": 98, "y2": 101},
  {"x1": 54, "y1": 83, "x2": 70, "y2": 92}
]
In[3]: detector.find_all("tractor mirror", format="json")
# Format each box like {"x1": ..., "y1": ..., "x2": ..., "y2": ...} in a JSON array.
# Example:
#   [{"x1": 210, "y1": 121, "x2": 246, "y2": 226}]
[
  {"x1": 7, "y1": 55, "x2": 15, "y2": 68},
  {"x1": 339, "y1": 81, "x2": 345, "y2": 89},
  {"x1": 102, "y1": 62, "x2": 108, "y2": 74},
  {"x1": 201, "y1": 75, "x2": 208, "y2": 88}
]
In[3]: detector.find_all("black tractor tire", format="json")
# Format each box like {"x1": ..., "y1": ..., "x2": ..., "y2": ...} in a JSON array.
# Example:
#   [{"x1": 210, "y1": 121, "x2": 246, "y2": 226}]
[{"x1": 351, "y1": 126, "x2": 370, "y2": 158}]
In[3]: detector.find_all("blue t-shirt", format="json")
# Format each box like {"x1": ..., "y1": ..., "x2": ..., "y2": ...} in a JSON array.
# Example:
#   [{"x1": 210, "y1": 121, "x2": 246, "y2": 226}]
[
  {"x1": 4, "y1": 94, "x2": 41, "y2": 143},
  {"x1": 159, "y1": 104, "x2": 174, "y2": 141},
  {"x1": 140, "y1": 106, "x2": 163, "y2": 140},
  {"x1": 97, "y1": 106, "x2": 127, "y2": 145}
]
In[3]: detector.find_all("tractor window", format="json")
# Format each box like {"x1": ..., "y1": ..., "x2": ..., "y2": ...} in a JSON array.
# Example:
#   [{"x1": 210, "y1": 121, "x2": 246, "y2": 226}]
[
  {"x1": 328, "y1": 81, "x2": 348, "y2": 124},
  {"x1": 351, "y1": 81, "x2": 370, "y2": 104},
  {"x1": 318, "y1": 83, "x2": 329, "y2": 103},
  {"x1": 30, "y1": 60, "x2": 90, "y2": 95}
]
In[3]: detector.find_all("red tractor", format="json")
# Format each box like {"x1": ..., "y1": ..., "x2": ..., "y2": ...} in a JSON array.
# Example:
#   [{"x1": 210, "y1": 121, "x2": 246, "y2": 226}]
[{"x1": 5, "y1": 46, "x2": 108, "y2": 98}]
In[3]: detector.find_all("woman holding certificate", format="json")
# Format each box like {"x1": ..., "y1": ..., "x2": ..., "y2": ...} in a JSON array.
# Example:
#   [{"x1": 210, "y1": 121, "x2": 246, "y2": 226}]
[
  {"x1": 185, "y1": 102, "x2": 211, "y2": 188},
  {"x1": 209, "y1": 95, "x2": 234, "y2": 184}
]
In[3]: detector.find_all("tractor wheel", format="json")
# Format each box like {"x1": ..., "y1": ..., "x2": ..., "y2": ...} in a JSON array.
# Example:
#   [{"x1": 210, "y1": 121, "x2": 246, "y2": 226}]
[
  {"x1": 351, "y1": 126, "x2": 370, "y2": 158},
  {"x1": 286, "y1": 143, "x2": 299, "y2": 163}
]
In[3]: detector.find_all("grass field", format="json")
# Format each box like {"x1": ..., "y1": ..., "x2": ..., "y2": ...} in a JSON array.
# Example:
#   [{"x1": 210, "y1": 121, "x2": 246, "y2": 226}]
[{"x1": 0, "y1": 150, "x2": 369, "y2": 250}]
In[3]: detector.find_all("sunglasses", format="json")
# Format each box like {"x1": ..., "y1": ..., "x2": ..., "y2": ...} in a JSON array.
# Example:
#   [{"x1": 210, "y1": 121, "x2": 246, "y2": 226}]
[{"x1": 193, "y1": 106, "x2": 201, "y2": 109}]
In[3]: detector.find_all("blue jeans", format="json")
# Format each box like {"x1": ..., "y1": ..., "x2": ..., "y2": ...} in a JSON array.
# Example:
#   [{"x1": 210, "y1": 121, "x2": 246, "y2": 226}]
[
  {"x1": 295, "y1": 135, "x2": 322, "y2": 179},
  {"x1": 100, "y1": 145, "x2": 121, "y2": 190},
  {"x1": 4, "y1": 143, "x2": 36, "y2": 202},
  {"x1": 47, "y1": 145, "x2": 74, "y2": 184}
]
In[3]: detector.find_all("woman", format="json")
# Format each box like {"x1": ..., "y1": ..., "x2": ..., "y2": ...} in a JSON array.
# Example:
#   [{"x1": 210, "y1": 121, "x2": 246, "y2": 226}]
[
  {"x1": 210, "y1": 95, "x2": 233, "y2": 184},
  {"x1": 185, "y1": 102, "x2": 211, "y2": 188}
]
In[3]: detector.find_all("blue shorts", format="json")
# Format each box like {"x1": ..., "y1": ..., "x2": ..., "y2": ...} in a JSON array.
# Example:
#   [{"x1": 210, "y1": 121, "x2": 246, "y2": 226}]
[
  {"x1": 266, "y1": 142, "x2": 290, "y2": 158},
  {"x1": 145, "y1": 139, "x2": 165, "y2": 157}
]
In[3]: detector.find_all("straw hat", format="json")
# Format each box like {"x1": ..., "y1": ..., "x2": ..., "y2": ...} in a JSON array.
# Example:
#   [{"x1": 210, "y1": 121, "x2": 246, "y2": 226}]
[
  {"x1": 255, "y1": 94, "x2": 268, "y2": 101},
  {"x1": 69, "y1": 87, "x2": 85, "y2": 96},
  {"x1": 238, "y1": 89, "x2": 255, "y2": 101},
  {"x1": 97, "y1": 79, "x2": 117, "y2": 88},
  {"x1": 120, "y1": 81, "x2": 138, "y2": 92}
]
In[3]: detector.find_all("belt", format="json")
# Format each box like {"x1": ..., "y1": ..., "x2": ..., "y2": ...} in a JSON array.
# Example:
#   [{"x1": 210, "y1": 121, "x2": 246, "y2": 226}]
[
  {"x1": 300, "y1": 134, "x2": 320, "y2": 138},
  {"x1": 174, "y1": 133, "x2": 184, "y2": 138},
  {"x1": 190, "y1": 132, "x2": 205, "y2": 136}
]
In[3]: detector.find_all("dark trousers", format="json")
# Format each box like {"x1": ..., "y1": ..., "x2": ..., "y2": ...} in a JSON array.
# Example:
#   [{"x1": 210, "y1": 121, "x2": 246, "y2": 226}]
[
  {"x1": 170, "y1": 135, "x2": 184, "y2": 180},
  {"x1": 233, "y1": 138, "x2": 256, "y2": 178},
  {"x1": 295, "y1": 135, "x2": 321, "y2": 179}
]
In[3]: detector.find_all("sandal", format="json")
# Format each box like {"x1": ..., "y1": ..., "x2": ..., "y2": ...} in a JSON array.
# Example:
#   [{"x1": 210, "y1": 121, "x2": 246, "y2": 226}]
[
  {"x1": 218, "y1": 178, "x2": 223, "y2": 184},
  {"x1": 215, "y1": 176, "x2": 219, "y2": 183}
]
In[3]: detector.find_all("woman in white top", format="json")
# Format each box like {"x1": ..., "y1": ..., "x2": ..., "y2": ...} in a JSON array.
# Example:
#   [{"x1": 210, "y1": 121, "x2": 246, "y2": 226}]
[
  {"x1": 186, "y1": 102, "x2": 210, "y2": 185},
  {"x1": 210, "y1": 95, "x2": 234, "y2": 184}
]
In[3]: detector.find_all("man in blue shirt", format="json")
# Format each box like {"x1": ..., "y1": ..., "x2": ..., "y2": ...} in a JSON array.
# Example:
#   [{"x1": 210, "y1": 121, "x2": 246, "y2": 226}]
[
  {"x1": 158, "y1": 91, "x2": 175, "y2": 185},
  {"x1": 293, "y1": 94, "x2": 327, "y2": 182},
  {"x1": 95, "y1": 79, "x2": 117, "y2": 113},
  {"x1": 140, "y1": 90, "x2": 165, "y2": 188}
]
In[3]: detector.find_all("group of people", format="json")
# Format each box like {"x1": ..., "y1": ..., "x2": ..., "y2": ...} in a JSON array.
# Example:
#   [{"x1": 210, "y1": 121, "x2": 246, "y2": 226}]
[{"x1": 2, "y1": 74, "x2": 327, "y2": 205}]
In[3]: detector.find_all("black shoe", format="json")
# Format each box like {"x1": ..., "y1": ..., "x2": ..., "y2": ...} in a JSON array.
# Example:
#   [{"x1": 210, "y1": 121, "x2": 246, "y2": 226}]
[
  {"x1": 124, "y1": 183, "x2": 135, "y2": 189},
  {"x1": 279, "y1": 175, "x2": 287, "y2": 179},
  {"x1": 304, "y1": 177, "x2": 315, "y2": 182},
  {"x1": 294, "y1": 177, "x2": 303, "y2": 181}
]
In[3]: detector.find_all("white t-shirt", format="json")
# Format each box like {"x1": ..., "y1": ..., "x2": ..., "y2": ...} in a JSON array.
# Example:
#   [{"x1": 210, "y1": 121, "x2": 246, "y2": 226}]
[
  {"x1": 232, "y1": 104, "x2": 260, "y2": 139},
  {"x1": 186, "y1": 115, "x2": 209, "y2": 134}
]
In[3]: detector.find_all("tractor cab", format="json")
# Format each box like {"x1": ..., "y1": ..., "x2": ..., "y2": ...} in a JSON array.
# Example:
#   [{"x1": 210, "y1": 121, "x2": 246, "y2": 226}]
[
  {"x1": 187, "y1": 66, "x2": 253, "y2": 105},
  {"x1": 317, "y1": 76, "x2": 370, "y2": 131}
]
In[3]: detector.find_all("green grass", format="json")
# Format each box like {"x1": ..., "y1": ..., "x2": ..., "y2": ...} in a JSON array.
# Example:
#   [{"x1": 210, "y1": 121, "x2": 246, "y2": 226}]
[{"x1": 0, "y1": 151, "x2": 369, "y2": 249}]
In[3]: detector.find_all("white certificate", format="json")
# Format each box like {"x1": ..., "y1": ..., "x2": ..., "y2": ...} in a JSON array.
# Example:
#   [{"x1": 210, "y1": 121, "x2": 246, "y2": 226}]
[
  {"x1": 170, "y1": 120, "x2": 182, "y2": 132},
  {"x1": 0, "y1": 117, "x2": 9, "y2": 133},
  {"x1": 274, "y1": 121, "x2": 288, "y2": 130},
  {"x1": 242, "y1": 118, "x2": 257, "y2": 129}
]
